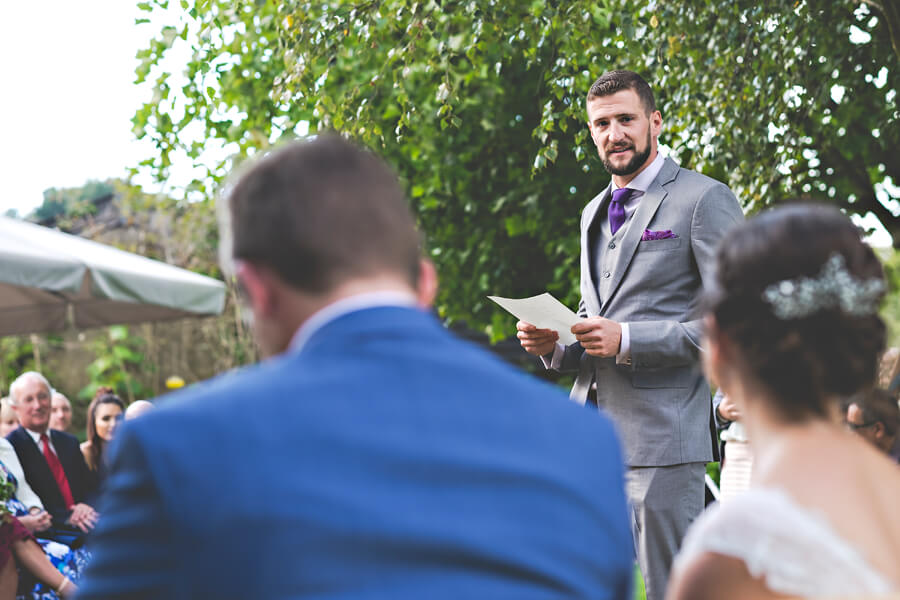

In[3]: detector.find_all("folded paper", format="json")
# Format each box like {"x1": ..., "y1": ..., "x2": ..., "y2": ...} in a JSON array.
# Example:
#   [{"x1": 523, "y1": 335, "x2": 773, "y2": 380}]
[{"x1": 488, "y1": 292, "x2": 579, "y2": 346}]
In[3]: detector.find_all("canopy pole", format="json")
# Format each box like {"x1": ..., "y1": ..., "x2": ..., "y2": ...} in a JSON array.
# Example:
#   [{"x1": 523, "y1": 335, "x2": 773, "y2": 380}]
[{"x1": 29, "y1": 334, "x2": 41, "y2": 372}]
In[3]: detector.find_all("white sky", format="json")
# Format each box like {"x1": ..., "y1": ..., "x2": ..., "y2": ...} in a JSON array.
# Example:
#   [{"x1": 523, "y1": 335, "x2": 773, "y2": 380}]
[
  {"x1": 0, "y1": 2, "x2": 892, "y2": 246},
  {"x1": 0, "y1": 1, "x2": 158, "y2": 216}
]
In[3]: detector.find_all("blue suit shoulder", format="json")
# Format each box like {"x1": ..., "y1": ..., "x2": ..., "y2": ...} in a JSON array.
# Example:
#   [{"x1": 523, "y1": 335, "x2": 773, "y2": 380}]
[
  {"x1": 421, "y1": 321, "x2": 626, "y2": 457},
  {"x1": 86, "y1": 308, "x2": 633, "y2": 599}
]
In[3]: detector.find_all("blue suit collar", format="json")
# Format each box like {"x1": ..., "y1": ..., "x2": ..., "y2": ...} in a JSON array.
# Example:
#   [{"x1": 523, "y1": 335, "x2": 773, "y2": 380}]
[
  {"x1": 289, "y1": 291, "x2": 418, "y2": 353},
  {"x1": 292, "y1": 305, "x2": 440, "y2": 358}
]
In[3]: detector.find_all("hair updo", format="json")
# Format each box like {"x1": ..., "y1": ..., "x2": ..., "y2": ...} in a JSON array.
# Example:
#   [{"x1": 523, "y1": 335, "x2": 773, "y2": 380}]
[{"x1": 707, "y1": 204, "x2": 886, "y2": 422}]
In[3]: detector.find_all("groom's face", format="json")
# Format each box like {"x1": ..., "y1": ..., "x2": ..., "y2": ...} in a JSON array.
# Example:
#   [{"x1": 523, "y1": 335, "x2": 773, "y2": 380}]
[{"x1": 587, "y1": 89, "x2": 661, "y2": 177}]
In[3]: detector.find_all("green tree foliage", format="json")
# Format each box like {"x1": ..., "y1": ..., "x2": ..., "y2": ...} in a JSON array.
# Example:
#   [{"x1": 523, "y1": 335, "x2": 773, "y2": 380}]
[
  {"x1": 33, "y1": 180, "x2": 113, "y2": 224},
  {"x1": 132, "y1": 0, "x2": 897, "y2": 336},
  {"x1": 0, "y1": 337, "x2": 41, "y2": 395},
  {"x1": 650, "y1": 1, "x2": 899, "y2": 243},
  {"x1": 80, "y1": 325, "x2": 152, "y2": 404},
  {"x1": 878, "y1": 247, "x2": 900, "y2": 347}
]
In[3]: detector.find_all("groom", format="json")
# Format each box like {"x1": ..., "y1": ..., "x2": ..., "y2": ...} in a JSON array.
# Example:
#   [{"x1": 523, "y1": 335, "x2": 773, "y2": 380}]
[
  {"x1": 517, "y1": 70, "x2": 743, "y2": 600},
  {"x1": 78, "y1": 135, "x2": 634, "y2": 599}
]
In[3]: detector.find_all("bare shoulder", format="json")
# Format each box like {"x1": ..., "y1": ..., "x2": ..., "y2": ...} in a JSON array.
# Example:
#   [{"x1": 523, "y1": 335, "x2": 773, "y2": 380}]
[
  {"x1": 773, "y1": 435, "x2": 900, "y2": 582},
  {"x1": 667, "y1": 552, "x2": 792, "y2": 600}
]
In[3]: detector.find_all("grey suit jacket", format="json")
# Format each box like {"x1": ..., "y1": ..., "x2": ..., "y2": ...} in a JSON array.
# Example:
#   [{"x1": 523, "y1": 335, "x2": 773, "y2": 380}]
[{"x1": 558, "y1": 157, "x2": 743, "y2": 467}]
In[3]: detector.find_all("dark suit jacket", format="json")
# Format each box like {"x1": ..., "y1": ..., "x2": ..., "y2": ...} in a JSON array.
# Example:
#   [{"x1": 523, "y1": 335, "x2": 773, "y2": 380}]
[
  {"x1": 6, "y1": 426, "x2": 97, "y2": 524},
  {"x1": 78, "y1": 305, "x2": 633, "y2": 599}
]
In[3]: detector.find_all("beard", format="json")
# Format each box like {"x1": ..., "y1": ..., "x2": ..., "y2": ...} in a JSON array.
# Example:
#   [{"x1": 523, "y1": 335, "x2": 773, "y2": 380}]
[{"x1": 600, "y1": 129, "x2": 652, "y2": 176}]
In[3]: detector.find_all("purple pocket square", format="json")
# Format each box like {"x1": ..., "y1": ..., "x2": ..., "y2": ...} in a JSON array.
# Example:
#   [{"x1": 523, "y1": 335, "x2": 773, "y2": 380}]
[{"x1": 641, "y1": 229, "x2": 677, "y2": 241}]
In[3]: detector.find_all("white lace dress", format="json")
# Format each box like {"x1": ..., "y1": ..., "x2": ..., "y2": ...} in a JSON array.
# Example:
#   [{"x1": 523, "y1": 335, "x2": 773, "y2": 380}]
[{"x1": 673, "y1": 488, "x2": 896, "y2": 596}]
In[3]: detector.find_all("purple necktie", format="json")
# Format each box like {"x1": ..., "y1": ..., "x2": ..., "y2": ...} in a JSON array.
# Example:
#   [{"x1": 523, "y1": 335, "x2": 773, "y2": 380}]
[{"x1": 608, "y1": 187, "x2": 633, "y2": 235}]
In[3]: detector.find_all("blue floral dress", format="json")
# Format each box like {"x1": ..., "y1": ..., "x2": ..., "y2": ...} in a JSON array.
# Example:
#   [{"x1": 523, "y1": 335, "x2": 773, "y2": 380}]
[{"x1": 0, "y1": 461, "x2": 90, "y2": 600}]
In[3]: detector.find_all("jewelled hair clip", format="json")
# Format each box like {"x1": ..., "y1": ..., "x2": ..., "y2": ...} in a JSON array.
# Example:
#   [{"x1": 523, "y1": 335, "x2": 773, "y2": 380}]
[{"x1": 762, "y1": 253, "x2": 885, "y2": 320}]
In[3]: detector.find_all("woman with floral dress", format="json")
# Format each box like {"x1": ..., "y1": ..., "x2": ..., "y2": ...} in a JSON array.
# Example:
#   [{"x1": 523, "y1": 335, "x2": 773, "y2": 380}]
[{"x1": 0, "y1": 457, "x2": 86, "y2": 600}]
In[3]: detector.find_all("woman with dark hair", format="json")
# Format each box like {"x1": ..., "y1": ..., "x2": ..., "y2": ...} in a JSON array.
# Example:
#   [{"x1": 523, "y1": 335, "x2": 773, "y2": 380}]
[
  {"x1": 79, "y1": 388, "x2": 124, "y2": 486},
  {"x1": 668, "y1": 205, "x2": 899, "y2": 598}
]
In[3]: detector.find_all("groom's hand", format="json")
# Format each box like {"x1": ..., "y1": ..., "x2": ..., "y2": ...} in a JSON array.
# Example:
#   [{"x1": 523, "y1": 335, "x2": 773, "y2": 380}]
[
  {"x1": 516, "y1": 321, "x2": 559, "y2": 356},
  {"x1": 572, "y1": 317, "x2": 621, "y2": 357}
]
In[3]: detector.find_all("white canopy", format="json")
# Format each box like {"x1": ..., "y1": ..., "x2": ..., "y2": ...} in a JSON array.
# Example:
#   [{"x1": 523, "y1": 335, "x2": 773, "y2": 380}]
[{"x1": 0, "y1": 216, "x2": 226, "y2": 335}]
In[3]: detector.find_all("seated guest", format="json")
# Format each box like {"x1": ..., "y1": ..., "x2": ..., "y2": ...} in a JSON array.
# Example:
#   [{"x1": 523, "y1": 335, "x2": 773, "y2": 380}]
[
  {"x1": 0, "y1": 515, "x2": 77, "y2": 599},
  {"x1": 0, "y1": 400, "x2": 18, "y2": 438},
  {"x1": 668, "y1": 205, "x2": 900, "y2": 598},
  {"x1": 845, "y1": 388, "x2": 900, "y2": 463},
  {"x1": 123, "y1": 400, "x2": 153, "y2": 421},
  {"x1": 79, "y1": 388, "x2": 124, "y2": 486},
  {"x1": 5, "y1": 373, "x2": 98, "y2": 534},
  {"x1": 49, "y1": 393, "x2": 72, "y2": 434},
  {"x1": 0, "y1": 442, "x2": 88, "y2": 599}
]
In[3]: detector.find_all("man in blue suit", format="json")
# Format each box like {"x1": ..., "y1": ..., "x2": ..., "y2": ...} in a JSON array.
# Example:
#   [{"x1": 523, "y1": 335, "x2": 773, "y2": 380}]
[{"x1": 78, "y1": 135, "x2": 633, "y2": 599}]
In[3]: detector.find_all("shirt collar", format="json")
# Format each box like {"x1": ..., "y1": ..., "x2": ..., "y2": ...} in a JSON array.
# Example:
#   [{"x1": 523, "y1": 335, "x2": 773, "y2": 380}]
[
  {"x1": 25, "y1": 428, "x2": 47, "y2": 445},
  {"x1": 289, "y1": 290, "x2": 419, "y2": 353},
  {"x1": 612, "y1": 152, "x2": 666, "y2": 193}
]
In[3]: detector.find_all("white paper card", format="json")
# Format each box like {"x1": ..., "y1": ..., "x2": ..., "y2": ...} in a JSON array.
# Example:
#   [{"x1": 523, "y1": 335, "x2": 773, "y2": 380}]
[{"x1": 488, "y1": 292, "x2": 580, "y2": 346}]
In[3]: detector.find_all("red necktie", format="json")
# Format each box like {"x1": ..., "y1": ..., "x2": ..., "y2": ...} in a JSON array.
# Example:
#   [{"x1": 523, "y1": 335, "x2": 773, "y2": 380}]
[{"x1": 41, "y1": 433, "x2": 75, "y2": 509}]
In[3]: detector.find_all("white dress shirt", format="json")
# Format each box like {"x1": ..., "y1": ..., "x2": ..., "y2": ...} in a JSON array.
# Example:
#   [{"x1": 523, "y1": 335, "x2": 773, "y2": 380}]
[{"x1": 25, "y1": 427, "x2": 58, "y2": 455}]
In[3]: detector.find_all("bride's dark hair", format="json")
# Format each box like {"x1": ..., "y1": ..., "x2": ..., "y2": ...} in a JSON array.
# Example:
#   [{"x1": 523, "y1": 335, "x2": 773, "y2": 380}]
[{"x1": 707, "y1": 204, "x2": 886, "y2": 422}]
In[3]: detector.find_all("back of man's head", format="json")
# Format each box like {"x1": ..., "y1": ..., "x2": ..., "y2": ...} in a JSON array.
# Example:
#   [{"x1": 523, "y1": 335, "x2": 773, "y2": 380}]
[
  {"x1": 224, "y1": 134, "x2": 421, "y2": 295},
  {"x1": 587, "y1": 70, "x2": 657, "y2": 114}
]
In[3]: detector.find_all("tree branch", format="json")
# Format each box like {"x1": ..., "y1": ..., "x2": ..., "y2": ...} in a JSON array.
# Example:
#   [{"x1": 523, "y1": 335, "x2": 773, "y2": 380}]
[
  {"x1": 860, "y1": 0, "x2": 885, "y2": 12},
  {"x1": 859, "y1": 0, "x2": 900, "y2": 61},
  {"x1": 821, "y1": 144, "x2": 900, "y2": 245}
]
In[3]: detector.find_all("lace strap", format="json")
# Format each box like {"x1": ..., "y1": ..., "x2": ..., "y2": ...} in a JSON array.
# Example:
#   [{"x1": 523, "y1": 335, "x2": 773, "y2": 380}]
[{"x1": 674, "y1": 488, "x2": 894, "y2": 596}]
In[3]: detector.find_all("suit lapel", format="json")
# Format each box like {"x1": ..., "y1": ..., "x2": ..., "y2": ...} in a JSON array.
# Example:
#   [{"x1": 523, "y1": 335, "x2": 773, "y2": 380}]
[
  {"x1": 17, "y1": 428, "x2": 46, "y2": 465},
  {"x1": 600, "y1": 159, "x2": 679, "y2": 314},
  {"x1": 580, "y1": 187, "x2": 610, "y2": 316},
  {"x1": 14, "y1": 428, "x2": 63, "y2": 507}
]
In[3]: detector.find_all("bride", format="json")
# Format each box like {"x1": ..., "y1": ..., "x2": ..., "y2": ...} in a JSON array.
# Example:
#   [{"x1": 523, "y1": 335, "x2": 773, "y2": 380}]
[{"x1": 667, "y1": 204, "x2": 900, "y2": 598}]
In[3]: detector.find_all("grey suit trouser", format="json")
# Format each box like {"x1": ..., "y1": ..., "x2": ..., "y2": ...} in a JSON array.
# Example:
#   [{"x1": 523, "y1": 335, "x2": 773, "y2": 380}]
[{"x1": 625, "y1": 462, "x2": 706, "y2": 600}]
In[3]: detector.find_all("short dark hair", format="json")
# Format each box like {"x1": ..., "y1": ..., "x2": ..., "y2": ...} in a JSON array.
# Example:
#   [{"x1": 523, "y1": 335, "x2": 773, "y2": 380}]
[
  {"x1": 849, "y1": 388, "x2": 900, "y2": 437},
  {"x1": 587, "y1": 70, "x2": 657, "y2": 114},
  {"x1": 226, "y1": 134, "x2": 421, "y2": 294},
  {"x1": 707, "y1": 204, "x2": 886, "y2": 423}
]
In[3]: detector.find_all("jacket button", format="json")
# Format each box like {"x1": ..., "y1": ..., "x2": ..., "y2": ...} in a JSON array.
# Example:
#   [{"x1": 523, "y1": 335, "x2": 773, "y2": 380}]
[
  {"x1": 603, "y1": 271, "x2": 611, "y2": 278},
  {"x1": 608, "y1": 242, "x2": 616, "y2": 249}
]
